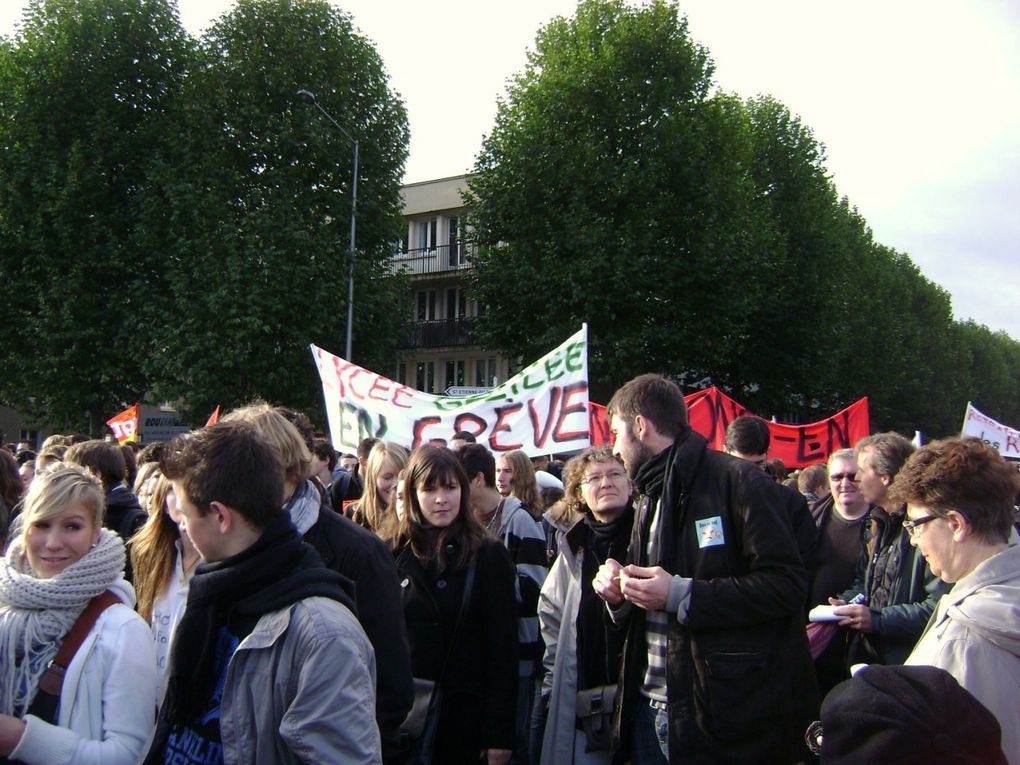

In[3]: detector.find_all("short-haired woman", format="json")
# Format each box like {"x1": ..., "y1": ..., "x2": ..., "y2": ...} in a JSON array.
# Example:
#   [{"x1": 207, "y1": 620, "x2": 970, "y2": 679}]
[
  {"x1": 539, "y1": 446, "x2": 634, "y2": 765},
  {"x1": 895, "y1": 437, "x2": 1020, "y2": 765},
  {"x1": 0, "y1": 463, "x2": 156, "y2": 764},
  {"x1": 393, "y1": 446, "x2": 518, "y2": 764}
]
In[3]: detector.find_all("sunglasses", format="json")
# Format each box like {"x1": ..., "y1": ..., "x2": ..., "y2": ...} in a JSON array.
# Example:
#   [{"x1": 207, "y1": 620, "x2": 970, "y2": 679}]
[{"x1": 829, "y1": 472, "x2": 859, "y2": 483}]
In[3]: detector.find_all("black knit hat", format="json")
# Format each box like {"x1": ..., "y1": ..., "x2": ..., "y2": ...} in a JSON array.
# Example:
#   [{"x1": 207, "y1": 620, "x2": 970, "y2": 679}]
[{"x1": 819, "y1": 664, "x2": 1007, "y2": 764}]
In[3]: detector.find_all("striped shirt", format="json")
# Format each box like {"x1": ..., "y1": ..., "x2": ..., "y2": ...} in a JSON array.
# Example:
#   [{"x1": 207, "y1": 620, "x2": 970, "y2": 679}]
[
  {"x1": 641, "y1": 497, "x2": 669, "y2": 702},
  {"x1": 496, "y1": 497, "x2": 549, "y2": 678}
]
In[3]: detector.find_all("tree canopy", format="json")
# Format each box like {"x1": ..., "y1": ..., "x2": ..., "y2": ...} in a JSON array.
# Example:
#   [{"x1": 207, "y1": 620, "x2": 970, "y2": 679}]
[
  {"x1": 468, "y1": 0, "x2": 1020, "y2": 437},
  {"x1": 0, "y1": 0, "x2": 409, "y2": 430}
]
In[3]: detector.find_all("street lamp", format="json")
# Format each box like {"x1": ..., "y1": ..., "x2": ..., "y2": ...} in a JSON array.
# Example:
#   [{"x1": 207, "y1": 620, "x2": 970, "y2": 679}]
[{"x1": 297, "y1": 88, "x2": 359, "y2": 361}]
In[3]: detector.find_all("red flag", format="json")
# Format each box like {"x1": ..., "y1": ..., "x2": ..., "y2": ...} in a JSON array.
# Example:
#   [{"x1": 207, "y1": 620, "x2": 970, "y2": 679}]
[
  {"x1": 206, "y1": 405, "x2": 221, "y2": 426},
  {"x1": 106, "y1": 404, "x2": 140, "y2": 444}
]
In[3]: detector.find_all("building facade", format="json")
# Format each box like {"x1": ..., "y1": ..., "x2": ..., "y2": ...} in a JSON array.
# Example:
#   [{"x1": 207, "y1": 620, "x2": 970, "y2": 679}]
[{"x1": 391, "y1": 175, "x2": 512, "y2": 394}]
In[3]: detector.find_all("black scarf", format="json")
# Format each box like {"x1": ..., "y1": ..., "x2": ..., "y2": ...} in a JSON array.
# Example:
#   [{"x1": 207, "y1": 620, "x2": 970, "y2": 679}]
[
  {"x1": 630, "y1": 428, "x2": 699, "y2": 568},
  {"x1": 159, "y1": 513, "x2": 352, "y2": 726},
  {"x1": 577, "y1": 506, "x2": 634, "y2": 688}
]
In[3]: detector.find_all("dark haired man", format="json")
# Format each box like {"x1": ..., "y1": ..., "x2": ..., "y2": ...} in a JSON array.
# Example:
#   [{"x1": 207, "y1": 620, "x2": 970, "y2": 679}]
[
  {"x1": 830, "y1": 432, "x2": 950, "y2": 669},
  {"x1": 594, "y1": 374, "x2": 817, "y2": 764},
  {"x1": 724, "y1": 415, "x2": 817, "y2": 578},
  {"x1": 145, "y1": 421, "x2": 380, "y2": 764}
]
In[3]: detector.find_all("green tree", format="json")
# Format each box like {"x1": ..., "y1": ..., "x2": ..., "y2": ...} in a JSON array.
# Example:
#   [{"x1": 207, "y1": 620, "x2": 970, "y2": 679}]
[
  {"x1": 138, "y1": 0, "x2": 409, "y2": 423},
  {"x1": 0, "y1": 0, "x2": 192, "y2": 431},
  {"x1": 467, "y1": 0, "x2": 774, "y2": 401}
]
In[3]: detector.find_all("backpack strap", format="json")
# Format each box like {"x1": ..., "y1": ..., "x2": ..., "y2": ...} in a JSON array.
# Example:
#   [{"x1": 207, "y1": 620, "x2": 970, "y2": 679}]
[{"x1": 28, "y1": 590, "x2": 121, "y2": 720}]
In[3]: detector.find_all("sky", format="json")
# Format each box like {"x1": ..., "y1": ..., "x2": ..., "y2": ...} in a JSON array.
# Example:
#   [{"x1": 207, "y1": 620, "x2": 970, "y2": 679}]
[{"x1": 2, "y1": 0, "x2": 1018, "y2": 340}]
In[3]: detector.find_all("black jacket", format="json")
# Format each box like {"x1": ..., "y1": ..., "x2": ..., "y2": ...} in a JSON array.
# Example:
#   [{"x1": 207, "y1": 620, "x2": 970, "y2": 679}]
[
  {"x1": 303, "y1": 504, "x2": 414, "y2": 763},
  {"x1": 613, "y1": 429, "x2": 818, "y2": 765},
  {"x1": 837, "y1": 505, "x2": 950, "y2": 666},
  {"x1": 104, "y1": 484, "x2": 146, "y2": 582},
  {"x1": 395, "y1": 538, "x2": 518, "y2": 764}
]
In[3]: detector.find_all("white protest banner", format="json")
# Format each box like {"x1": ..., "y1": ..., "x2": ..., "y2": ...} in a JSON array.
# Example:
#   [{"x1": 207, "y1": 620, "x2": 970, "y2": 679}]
[
  {"x1": 311, "y1": 325, "x2": 590, "y2": 457},
  {"x1": 960, "y1": 402, "x2": 1020, "y2": 459}
]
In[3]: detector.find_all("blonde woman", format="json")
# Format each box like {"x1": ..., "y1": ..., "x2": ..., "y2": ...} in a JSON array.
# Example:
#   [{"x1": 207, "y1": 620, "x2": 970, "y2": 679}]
[
  {"x1": 130, "y1": 471, "x2": 201, "y2": 691},
  {"x1": 348, "y1": 442, "x2": 409, "y2": 537},
  {"x1": 0, "y1": 463, "x2": 156, "y2": 764}
]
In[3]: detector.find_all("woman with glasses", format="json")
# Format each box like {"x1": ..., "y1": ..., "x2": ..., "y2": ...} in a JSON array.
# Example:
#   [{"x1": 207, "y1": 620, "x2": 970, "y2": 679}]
[
  {"x1": 538, "y1": 446, "x2": 634, "y2": 765},
  {"x1": 894, "y1": 437, "x2": 1020, "y2": 764}
]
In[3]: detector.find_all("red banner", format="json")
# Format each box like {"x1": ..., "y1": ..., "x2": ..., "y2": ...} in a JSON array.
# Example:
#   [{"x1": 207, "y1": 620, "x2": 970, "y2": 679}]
[
  {"x1": 106, "y1": 404, "x2": 140, "y2": 444},
  {"x1": 588, "y1": 388, "x2": 869, "y2": 468}
]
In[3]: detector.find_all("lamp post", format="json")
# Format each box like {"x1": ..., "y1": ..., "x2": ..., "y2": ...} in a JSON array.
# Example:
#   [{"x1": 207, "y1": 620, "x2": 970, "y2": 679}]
[{"x1": 297, "y1": 88, "x2": 358, "y2": 361}]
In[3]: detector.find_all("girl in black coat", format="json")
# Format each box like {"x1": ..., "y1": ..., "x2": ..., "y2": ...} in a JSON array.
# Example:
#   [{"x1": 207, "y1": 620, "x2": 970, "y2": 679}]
[{"x1": 394, "y1": 446, "x2": 518, "y2": 765}]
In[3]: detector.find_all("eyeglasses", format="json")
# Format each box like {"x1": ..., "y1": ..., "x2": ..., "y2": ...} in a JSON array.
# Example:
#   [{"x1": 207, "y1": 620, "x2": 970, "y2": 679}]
[
  {"x1": 582, "y1": 470, "x2": 627, "y2": 487},
  {"x1": 829, "y1": 472, "x2": 859, "y2": 483},
  {"x1": 903, "y1": 515, "x2": 938, "y2": 536}
]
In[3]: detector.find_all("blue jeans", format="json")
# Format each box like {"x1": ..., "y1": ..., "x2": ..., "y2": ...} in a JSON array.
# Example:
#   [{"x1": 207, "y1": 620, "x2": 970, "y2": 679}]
[{"x1": 631, "y1": 697, "x2": 668, "y2": 765}]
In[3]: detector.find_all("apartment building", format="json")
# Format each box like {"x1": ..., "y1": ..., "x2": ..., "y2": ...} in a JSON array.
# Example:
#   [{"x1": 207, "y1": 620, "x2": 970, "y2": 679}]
[{"x1": 391, "y1": 174, "x2": 512, "y2": 394}]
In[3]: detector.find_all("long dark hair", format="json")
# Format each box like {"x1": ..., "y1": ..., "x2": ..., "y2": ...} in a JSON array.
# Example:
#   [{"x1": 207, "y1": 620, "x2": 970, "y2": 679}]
[{"x1": 395, "y1": 446, "x2": 488, "y2": 569}]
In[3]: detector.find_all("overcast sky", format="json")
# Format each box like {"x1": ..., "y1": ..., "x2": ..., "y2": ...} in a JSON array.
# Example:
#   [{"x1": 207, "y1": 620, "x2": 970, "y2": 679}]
[{"x1": 3, "y1": 0, "x2": 1018, "y2": 340}]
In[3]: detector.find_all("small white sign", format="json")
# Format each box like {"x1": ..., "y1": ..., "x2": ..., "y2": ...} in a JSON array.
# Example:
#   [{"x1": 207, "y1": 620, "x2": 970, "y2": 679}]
[{"x1": 445, "y1": 386, "x2": 493, "y2": 397}]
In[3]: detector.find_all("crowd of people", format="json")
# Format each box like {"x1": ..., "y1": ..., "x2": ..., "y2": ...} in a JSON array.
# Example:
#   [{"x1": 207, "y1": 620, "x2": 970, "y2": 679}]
[{"x1": 0, "y1": 373, "x2": 1018, "y2": 765}]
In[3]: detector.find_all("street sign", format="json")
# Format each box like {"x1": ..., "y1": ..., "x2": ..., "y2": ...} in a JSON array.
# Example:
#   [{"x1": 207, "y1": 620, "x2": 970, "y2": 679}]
[{"x1": 445, "y1": 386, "x2": 492, "y2": 396}]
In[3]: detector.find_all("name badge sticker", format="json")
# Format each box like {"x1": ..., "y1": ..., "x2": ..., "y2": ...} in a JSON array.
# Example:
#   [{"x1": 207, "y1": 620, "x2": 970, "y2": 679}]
[{"x1": 696, "y1": 516, "x2": 725, "y2": 548}]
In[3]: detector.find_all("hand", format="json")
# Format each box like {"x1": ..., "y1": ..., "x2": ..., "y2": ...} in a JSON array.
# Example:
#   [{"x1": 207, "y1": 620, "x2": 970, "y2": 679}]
[
  {"x1": 0, "y1": 714, "x2": 26, "y2": 757},
  {"x1": 827, "y1": 597, "x2": 847, "y2": 606},
  {"x1": 833, "y1": 604, "x2": 873, "y2": 632},
  {"x1": 594, "y1": 558, "x2": 624, "y2": 606},
  {"x1": 482, "y1": 748, "x2": 512, "y2": 765},
  {"x1": 620, "y1": 564, "x2": 672, "y2": 611}
]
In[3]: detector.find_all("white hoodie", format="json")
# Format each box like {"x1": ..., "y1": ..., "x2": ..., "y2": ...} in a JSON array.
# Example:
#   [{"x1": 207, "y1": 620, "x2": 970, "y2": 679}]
[
  {"x1": 907, "y1": 543, "x2": 1020, "y2": 765},
  {"x1": 10, "y1": 577, "x2": 157, "y2": 765}
]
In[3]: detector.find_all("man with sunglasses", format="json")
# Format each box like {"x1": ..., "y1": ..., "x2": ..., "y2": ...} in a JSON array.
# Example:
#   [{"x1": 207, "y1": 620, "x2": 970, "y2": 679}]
[
  {"x1": 807, "y1": 449, "x2": 873, "y2": 694},
  {"x1": 830, "y1": 433, "x2": 950, "y2": 670}
]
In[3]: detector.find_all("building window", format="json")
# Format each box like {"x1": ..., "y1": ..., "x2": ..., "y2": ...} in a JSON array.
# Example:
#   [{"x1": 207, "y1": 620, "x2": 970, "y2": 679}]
[
  {"x1": 415, "y1": 217, "x2": 437, "y2": 251},
  {"x1": 416, "y1": 361, "x2": 436, "y2": 393},
  {"x1": 474, "y1": 358, "x2": 498, "y2": 388},
  {"x1": 445, "y1": 287, "x2": 468, "y2": 319},
  {"x1": 445, "y1": 360, "x2": 466, "y2": 388},
  {"x1": 416, "y1": 290, "x2": 438, "y2": 321}
]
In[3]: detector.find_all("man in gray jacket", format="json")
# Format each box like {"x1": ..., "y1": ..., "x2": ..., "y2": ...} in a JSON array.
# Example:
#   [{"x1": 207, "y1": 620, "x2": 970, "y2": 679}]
[{"x1": 145, "y1": 421, "x2": 381, "y2": 765}]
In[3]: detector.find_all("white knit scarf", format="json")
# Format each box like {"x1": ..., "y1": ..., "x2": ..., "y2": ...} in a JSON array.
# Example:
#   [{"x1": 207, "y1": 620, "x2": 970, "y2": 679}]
[{"x1": 0, "y1": 528, "x2": 125, "y2": 716}]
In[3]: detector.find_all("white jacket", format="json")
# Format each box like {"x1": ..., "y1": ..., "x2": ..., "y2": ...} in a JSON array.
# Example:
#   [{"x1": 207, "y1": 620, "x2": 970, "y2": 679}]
[
  {"x1": 906, "y1": 543, "x2": 1020, "y2": 765},
  {"x1": 10, "y1": 578, "x2": 157, "y2": 765}
]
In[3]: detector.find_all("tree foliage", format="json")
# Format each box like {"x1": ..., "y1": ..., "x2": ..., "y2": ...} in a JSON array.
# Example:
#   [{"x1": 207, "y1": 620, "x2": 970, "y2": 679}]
[
  {"x1": 468, "y1": 0, "x2": 1020, "y2": 437},
  {"x1": 0, "y1": 0, "x2": 409, "y2": 430},
  {"x1": 0, "y1": 0, "x2": 192, "y2": 430},
  {"x1": 138, "y1": 0, "x2": 409, "y2": 422}
]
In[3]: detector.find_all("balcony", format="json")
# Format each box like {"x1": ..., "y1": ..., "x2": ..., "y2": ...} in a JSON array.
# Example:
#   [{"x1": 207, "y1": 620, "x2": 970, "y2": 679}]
[
  {"x1": 390, "y1": 242, "x2": 475, "y2": 279},
  {"x1": 400, "y1": 316, "x2": 479, "y2": 349}
]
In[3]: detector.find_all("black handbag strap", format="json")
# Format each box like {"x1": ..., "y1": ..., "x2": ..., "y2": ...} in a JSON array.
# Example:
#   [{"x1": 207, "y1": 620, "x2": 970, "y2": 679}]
[{"x1": 437, "y1": 558, "x2": 477, "y2": 684}]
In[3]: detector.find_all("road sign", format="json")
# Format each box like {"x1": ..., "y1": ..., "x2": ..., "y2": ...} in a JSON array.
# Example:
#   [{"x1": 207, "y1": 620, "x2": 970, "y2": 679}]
[{"x1": 445, "y1": 386, "x2": 492, "y2": 396}]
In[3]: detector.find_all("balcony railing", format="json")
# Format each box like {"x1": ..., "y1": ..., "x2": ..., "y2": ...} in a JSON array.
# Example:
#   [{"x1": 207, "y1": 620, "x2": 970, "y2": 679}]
[
  {"x1": 391, "y1": 242, "x2": 475, "y2": 278},
  {"x1": 400, "y1": 316, "x2": 479, "y2": 349}
]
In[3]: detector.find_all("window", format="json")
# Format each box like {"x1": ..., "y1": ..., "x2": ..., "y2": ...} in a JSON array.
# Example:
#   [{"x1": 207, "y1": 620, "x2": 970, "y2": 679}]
[
  {"x1": 416, "y1": 361, "x2": 436, "y2": 393},
  {"x1": 445, "y1": 288, "x2": 468, "y2": 319},
  {"x1": 448, "y1": 215, "x2": 466, "y2": 266},
  {"x1": 445, "y1": 360, "x2": 466, "y2": 388},
  {"x1": 474, "y1": 358, "x2": 498, "y2": 387},
  {"x1": 416, "y1": 290, "x2": 438, "y2": 321},
  {"x1": 415, "y1": 218, "x2": 437, "y2": 251}
]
